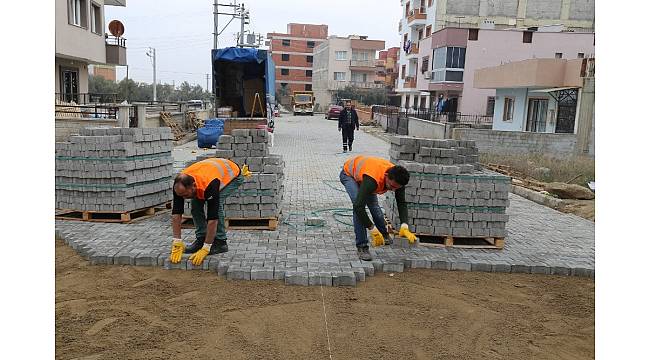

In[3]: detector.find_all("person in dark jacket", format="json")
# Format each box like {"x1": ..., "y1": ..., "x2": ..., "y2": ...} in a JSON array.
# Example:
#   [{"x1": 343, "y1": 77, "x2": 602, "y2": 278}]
[{"x1": 338, "y1": 101, "x2": 360, "y2": 152}]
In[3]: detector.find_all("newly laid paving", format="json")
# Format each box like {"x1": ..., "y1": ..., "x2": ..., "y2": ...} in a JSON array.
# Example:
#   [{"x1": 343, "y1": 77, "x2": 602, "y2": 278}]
[{"x1": 55, "y1": 116, "x2": 595, "y2": 285}]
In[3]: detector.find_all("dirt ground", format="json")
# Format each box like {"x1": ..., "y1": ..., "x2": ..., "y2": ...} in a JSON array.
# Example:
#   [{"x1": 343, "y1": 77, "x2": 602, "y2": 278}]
[
  {"x1": 558, "y1": 199, "x2": 595, "y2": 221},
  {"x1": 56, "y1": 239, "x2": 594, "y2": 360}
]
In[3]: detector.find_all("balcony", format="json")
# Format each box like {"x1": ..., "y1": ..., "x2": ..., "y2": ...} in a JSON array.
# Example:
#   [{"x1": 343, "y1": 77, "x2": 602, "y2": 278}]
[
  {"x1": 404, "y1": 76, "x2": 417, "y2": 88},
  {"x1": 407, "y1": 8, "x2": 427, "y2": 27},
  {"x1": 105, "y1": 36, "x2": 127, "y2": 66},
  {"x1": 404, "y1": 42, "x2": 419, "y2": 59},
  {"x1": 349, "y1": 60, "x2": 376, "y2": 71}
]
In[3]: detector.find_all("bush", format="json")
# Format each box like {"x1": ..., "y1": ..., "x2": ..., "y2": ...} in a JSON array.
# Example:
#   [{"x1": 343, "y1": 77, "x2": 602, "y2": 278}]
[{"x1": 480, "y1": 153, "x2": 595, "y2": 186}]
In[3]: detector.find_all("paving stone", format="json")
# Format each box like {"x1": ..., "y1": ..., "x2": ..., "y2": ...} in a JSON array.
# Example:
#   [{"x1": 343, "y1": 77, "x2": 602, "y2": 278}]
[
  {"x1": 285, "y1": 271, "x2": 309, "y2": 286},
  {"x1": 332, "y1": 271, "x2": 357, "y2": 286}
]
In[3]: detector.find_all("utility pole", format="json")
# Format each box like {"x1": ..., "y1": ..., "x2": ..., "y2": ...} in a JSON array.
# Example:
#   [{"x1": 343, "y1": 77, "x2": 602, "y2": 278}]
[
  {"x1": 206, "y1": 74, "x2": 210, "y2": 92},
  {"x1": 213, "y1": 0, "x2": 218, "y2": 49},
  {"x1": 146, "y1": 47, "x2": 157, "y2": 101},
  {"x1": 239, "y1": 3, "x2": 246, "y2": 47}
]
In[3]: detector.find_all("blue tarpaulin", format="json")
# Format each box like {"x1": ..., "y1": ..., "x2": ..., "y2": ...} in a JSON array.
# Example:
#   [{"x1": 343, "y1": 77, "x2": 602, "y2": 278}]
[{"x1": 213, "y1": 47, "x2": 265, "y2": 63}]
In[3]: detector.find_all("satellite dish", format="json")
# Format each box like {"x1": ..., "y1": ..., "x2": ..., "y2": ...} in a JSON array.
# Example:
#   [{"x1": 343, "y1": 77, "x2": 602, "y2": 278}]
[{"x1": 108, "y1": 20, "x2": 125, "y2": 37}]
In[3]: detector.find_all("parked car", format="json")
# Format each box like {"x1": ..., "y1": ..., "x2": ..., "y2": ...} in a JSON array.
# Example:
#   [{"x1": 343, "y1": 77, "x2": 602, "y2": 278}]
[{"x1": 326, "y1": 104, "x2": 343, "y2": 120}]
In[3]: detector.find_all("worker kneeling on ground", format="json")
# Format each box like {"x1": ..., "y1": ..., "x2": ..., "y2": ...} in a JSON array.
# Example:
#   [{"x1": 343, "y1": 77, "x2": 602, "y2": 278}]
[
  {"x1": 339, "y1": 155, "x2": 417, "y2": 261},
  {"x1": 169, "y1": 158, "x2": 251, "y2": 266}
]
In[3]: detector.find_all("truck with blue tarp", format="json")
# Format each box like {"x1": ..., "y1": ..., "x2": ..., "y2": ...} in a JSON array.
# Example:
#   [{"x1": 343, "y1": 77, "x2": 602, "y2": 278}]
[{"x1": 211, "y1": 47, "x2": 276, "y2": 120}]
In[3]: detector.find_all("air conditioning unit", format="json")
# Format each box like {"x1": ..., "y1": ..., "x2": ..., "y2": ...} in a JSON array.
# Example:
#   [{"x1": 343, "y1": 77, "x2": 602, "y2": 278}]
[
  {"x1": 423, "y1": 71, "x2": 431, "y2": 79},
  {"x1": 409, "y1": 9, "x2": 415, "y2": 16}
]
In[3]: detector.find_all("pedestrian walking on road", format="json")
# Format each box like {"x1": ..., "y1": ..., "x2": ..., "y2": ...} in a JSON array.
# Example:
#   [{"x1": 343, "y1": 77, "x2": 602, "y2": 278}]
[
  {"x1": 339, "y1": 155, "x2": 418, "y2": 261},
  {"x1": 169, "y1": 158, "x2": 251, "y2": 266},
  {"x1": 338, "y1": 100, "x2": 359, "y2": 152}
]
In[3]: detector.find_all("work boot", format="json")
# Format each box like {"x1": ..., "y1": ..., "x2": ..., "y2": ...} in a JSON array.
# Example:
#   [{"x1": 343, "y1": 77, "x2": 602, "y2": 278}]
[
  {"x1": 348, "y1": 143, "x2": 352, "y2": 151},
  {"x1": 184, "y1": 236, "x2": 205, "y2": 254},
  {"x1": 343, "y1": 145, "x2": 348, "y2": 152},
  {"x1": 209, "y1": 239, "x2": 229, "y2": 255},
  {"x1": 357, "y1": 246, "x2": 372, "y2": 261}
]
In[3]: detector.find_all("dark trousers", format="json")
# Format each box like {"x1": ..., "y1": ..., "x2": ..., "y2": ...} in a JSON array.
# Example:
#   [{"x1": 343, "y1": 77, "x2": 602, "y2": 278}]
[{"x1": 341, "y1": 127, "x2": 355, "y2": 151}]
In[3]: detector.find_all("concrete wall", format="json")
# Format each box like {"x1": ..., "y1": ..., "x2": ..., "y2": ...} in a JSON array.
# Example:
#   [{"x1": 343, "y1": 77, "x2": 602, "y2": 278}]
[
  {"x1": 526, "y1": 0, "x2": 563, "y2": 19},
  {"x1": 55, "y1": 0, "x2": 106, "y2": 64},
  {"x1": 55, "y1": 117, "x2": 118, "y2": 142},
  {"x1": 452, "y1": 128, "x2": 579, "y2": 156},
  {"x1": 144, "y1": 112, "x2": 184, "y2": 128},
  {"x1": 408, "y1": 117, "x2": 447, "y2": 139}
]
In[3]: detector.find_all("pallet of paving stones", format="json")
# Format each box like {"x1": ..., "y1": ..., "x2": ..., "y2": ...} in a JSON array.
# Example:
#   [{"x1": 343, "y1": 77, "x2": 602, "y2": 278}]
[
  {"x1": 55, "y1": 127, "x2": 174, "y2": 214},
  {"x1": 385, "y1": 135, "x2": 512, "y2": 250},
  {"x1": 55, "y1": 202, "x2": 171, "y2": 224},
  {"x1": 179, "y1": 215, "x2": 279, "y2": 230}
]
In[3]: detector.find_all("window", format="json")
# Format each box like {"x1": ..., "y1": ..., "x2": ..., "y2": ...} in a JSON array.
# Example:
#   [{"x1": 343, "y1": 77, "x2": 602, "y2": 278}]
[
  {"x1": 486, "y1": 96, "x2": 495, "y2": 116},
  {"x1": 68, "y1": 0, "x2": 88, "y2": 28},
  {"x1": 334, "y1": 72, "x2": 346, "y2": 81},
  {"x1": 578, "y1": 52, "x2": 585, "y2": 58},
  {"x1": 335, "y1": 51, "x2": 348, "y2": 60},
  {"x1": 403, "y1": 34, "x2": 408, "y2": 46},
  {"x1": 307, "y1": 41, "x2": 315, "y2": 48},
  {"x1": 90, "y1": 3, "x2": 101, "y2": 34},
  {"x1": 431, "y1": 46, "x2": 466, "y2": 82},
  {"x1": 351, "y1": 51, "x2": 369, "y2": 61},
  {"x1": 281, "y1": 68, "x2": 289, "y2": 75},
  {"x1": 282, "y1": 39, "x2": 290, "y2": 46},
  {"x1": 306, "y1": 55, "x2": 313, "y2": 63},
  {"x1": 425, "y1": 25, "x2": 432, "y2": 38},
  {"x1": 428, "y1": 0, "x2": 433, "y2": 6},
  {"x1": 503, "y1": 98, "x2": 514, "y2": 122},
  {"x1": 401, "y1": 65, "x2": 406, "y2": 79},
  {"x1": 445, "y1": 47, "x2": 466, "y2": 68},
  {"x1": 280, "y1": 82, "x2": 288, "y2": 88},
  {"x1": 421, "y1": 56, "x2": 429, "y2": 73},
  {"x1": 305, "y1": 84, "x2": 312, "y2": 91},
  {"x1": 418, "y1": 29, "x2": 423, "y2": 41},
  {"x1": 405, "y1": 3, "x2": 410, "y2": 17},
  {"x1": 306, "y1": 70, "x2": 312, "y2": 77},
  {"x1": 281, "y1": 54, "x2": 290, "y2": 61},
  {"x1": 555, "y1": 52, "x2": 563, "y2": 59},
  {"x1": 523, "y1": 31, "x2": 533, "y2": 43},
  {"x1": 468, "y1": 28, "x2": 479, "y2": 41}
]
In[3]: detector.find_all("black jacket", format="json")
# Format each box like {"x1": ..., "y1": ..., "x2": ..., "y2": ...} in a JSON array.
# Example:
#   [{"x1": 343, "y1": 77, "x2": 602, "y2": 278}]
[{"x1": 338, "y1": 108, "x2": 359, "y2": 130}]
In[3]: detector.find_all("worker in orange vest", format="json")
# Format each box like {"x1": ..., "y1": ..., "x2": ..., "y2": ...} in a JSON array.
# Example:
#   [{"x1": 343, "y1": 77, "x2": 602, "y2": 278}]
[
  {"x1": 169, "y1": 158, "x2": 251, "y2": 266},
  {"x1": 339, "y1": 155, "x2": 417, "y2": 261}
]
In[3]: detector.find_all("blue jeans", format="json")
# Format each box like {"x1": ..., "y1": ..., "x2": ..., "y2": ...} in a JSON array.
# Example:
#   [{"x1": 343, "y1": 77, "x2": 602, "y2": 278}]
[{"x1": 339, "y1": 170, "x2": 389, "y2": 248}]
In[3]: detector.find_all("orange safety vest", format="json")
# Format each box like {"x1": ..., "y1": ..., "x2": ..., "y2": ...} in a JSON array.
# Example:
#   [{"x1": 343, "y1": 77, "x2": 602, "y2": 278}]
[
  {"x1": 181, "y1": 158, "x2": 241, "y2": 200},
  {"x1": 343, "y1": 155, "x2": 394, "y2": 195}
]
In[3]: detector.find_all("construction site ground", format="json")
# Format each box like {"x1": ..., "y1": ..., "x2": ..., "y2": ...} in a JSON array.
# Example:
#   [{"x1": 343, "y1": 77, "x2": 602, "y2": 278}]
[
  {"x1": 56, "y1": 115, "x2": 595, "y2": 358},
  {"x1": 56, "y1": 239, "x2": 594, "y2": 359}
]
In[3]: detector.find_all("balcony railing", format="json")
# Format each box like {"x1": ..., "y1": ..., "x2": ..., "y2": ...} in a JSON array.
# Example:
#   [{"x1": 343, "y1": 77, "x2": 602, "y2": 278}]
[
  {"x1": 55, "y1": 103, "x2": 119, "y2": 119},
  {"x1": 55, "y1": 93, "x2": 121, "y2": 104},
  {"x1": 106, "y1": 35, "x2": 127, "y2": 66},
  {"x1": 349, "y1": 60, "x2": 375, "y2": 68},
  {"x1": 404, "y1": 76, "x2": 417, "y2": 88},
  {"x1": 407, "y1": 8, "x2": 427, "y2": 25}
]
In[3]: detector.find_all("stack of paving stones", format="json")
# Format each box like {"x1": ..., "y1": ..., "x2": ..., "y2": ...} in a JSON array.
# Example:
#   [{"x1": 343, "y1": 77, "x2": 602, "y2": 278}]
[
  {"x1": 385, "y1": 135, "x2": 511, "y2": 239},
  {"x1": 178, "y1": 128, "x2": 285, "y2": 219},
  {"x1": 55, "y1": 127, "x2": 174, "y2": 212}
]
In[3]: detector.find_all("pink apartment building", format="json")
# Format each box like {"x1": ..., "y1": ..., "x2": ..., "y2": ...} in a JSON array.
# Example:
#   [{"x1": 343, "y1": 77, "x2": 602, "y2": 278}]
[{"x1": 397, "y1": 27, "x2": 594, "y2": 116}]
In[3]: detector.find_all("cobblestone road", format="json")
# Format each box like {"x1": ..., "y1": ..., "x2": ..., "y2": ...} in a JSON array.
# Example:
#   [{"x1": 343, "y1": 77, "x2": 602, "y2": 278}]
[{"x1": 55, "y1": 116, "x2": 595, "y2": 285}]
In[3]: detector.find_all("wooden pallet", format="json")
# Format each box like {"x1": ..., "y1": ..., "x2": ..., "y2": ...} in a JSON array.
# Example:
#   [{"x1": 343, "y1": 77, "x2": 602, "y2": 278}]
[
  {"x1": 180, "y1": 215, "x2": 278, "y2": 230},
  {"x1": 160, "y1": 111, "x2": 185, "y2": 140},
  {"x1": 56, "y1": 203, "x2": 171, "y2": 224},
  {"x1": 417, "y1": 234, "x2": 505, "y2": 249}
]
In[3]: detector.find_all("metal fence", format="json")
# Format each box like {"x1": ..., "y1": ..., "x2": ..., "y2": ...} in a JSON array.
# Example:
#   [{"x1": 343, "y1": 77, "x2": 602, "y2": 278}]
[
  {"x1": 145, "y1": 101, "x2": 183, "y2": 114},
  {"x1": 55, "y1": 103, "x2": 119, "y2": 119},
  {"x1": 55, "y1": 93, "x2": 121, "y2": 104},
  {"x1": 374, "y1": 105, "x2": 493, "y2": 135}
]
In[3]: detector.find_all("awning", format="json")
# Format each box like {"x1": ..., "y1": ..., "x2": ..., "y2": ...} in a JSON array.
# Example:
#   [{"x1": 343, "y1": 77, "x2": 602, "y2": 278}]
[
  {"x1": 531, "y1": 86, "x2": 579, "y2": 93},
  {"x1": 530, "y1": 86, "x2": 579, "y2": 102}
]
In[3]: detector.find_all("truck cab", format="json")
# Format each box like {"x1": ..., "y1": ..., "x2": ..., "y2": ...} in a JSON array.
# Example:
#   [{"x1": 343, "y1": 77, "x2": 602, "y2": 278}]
[{"x1": 291, "y1": 91, "x2": 314, "y2": 116}]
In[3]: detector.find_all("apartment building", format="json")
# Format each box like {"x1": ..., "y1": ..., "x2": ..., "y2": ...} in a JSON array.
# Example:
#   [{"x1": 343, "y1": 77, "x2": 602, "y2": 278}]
[
  {"x1": 91, "y1": 64, "x2": 117, "y2": 81},
  {"x1": 267, "y1": 23, "x2": 328, "y2": 98},
  {"x1": 312, "y1": 35, "x2": 385, "y2": 109},
  {"x1": 379, "y1": 47, "x2": 400, "y2": 90},
  {"x1": 55, "y1": 0, "x2": 127, "y2": 104},
  {"x1": 395, "y1": 0, "x2": 595, "y2": 112}
]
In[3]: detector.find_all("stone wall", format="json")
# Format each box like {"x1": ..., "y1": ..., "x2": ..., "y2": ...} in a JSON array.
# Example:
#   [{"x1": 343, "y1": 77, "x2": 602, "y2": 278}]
[
  {"x1": 452, "y1": 128, "x2": 580, "y2": 157},
  {"x1": 55, "y1": 117, "x2": 119, "y2": 142}
]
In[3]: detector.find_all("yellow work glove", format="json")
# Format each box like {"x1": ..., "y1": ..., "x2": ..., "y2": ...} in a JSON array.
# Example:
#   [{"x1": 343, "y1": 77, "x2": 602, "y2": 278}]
[
  {"x1": 369, "y1": 226, "x2": 385, "y2": 247},
  {"x1": 189, "y1": 243, "x2": 210, "y2": 266},
  {"x1": 399, "y1": 223, "x2": 418, "y2": 244},
  {"x1": 170, "y1": 238, "x2": 185, "y2": 263},
  {"x1": 241, "y1": 164, "x2": 252, "y2": 177}
]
